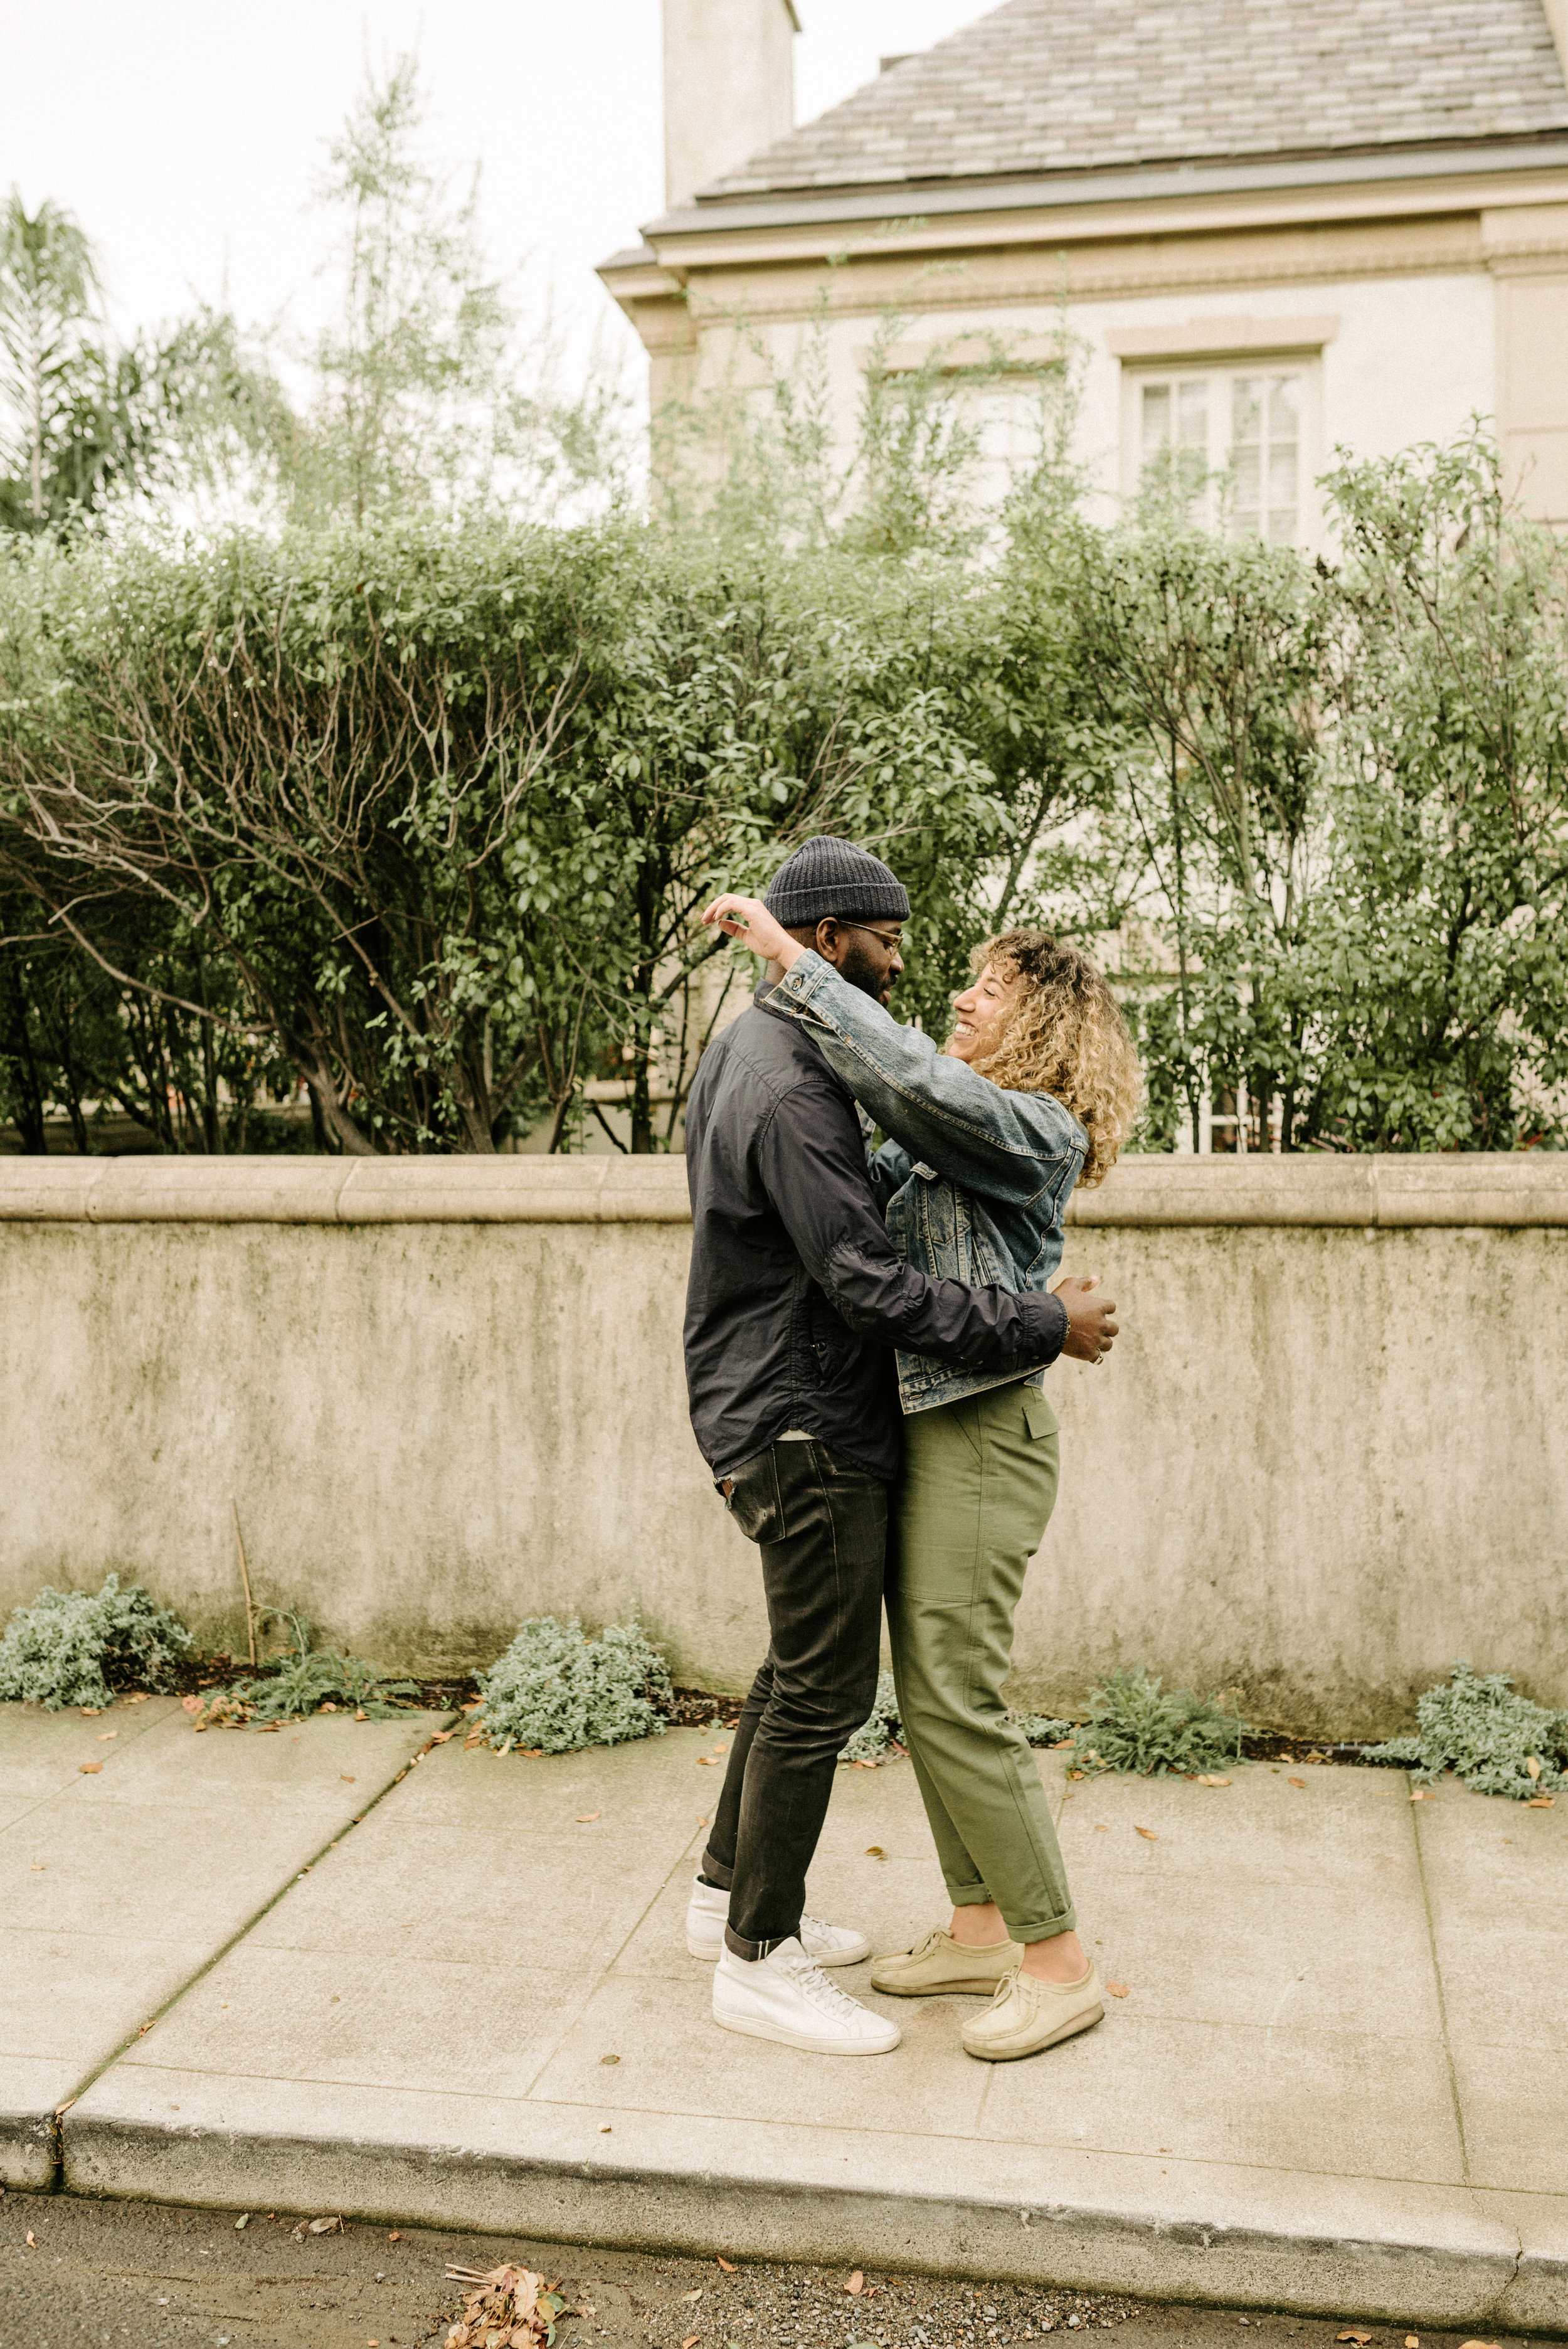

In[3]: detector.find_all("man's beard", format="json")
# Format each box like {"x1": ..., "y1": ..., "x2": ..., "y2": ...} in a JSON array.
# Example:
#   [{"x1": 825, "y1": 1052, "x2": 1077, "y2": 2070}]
[{"x1": 839, "y1": 940, "x2": 896, "y2": 1007}]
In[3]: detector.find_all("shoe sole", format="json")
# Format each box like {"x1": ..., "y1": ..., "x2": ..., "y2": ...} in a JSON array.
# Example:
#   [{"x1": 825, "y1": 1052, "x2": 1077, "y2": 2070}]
[
  {"x1": 712, "y1": 2006, "x2": 900, "y2": 2056},
  {"x1": 871, "y1": 1975, "x2": 1010, "y2": 1997},
  {"x1": 687, "y1": 1933, "x2": 872, "y2": 1967},
  {"x1": 962, "y1": 2000, "x2": 1104, "y2": 2062}
]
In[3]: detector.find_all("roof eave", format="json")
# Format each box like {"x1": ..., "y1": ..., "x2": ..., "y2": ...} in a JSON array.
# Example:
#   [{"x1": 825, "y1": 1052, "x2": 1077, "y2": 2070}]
[{"x1": 640, "y1": 134, "x2": 1568, "y2": 245}]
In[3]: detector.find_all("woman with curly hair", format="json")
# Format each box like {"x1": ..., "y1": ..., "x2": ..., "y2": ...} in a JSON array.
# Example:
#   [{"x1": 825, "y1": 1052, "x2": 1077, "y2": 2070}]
[{"x1": 701, "y1": 889, "x2": 1140, "y2": 2064}]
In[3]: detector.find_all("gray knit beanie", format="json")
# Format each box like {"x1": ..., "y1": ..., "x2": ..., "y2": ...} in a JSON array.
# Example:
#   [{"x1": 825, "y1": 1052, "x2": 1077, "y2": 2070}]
[{"x1": 763, "y1": 837, "x2": 909, "y2": 929}]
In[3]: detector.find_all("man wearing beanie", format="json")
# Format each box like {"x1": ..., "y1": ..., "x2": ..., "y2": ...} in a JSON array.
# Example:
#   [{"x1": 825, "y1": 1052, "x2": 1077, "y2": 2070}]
[{"x1": 681, "y1": 837, "x2": 1072, "y2": 2059}]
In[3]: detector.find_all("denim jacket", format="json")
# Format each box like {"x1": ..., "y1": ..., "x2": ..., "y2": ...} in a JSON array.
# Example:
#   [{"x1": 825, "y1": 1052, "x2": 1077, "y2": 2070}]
[{"x1": 768, "y1": 949, "x2": 1086, "y2": 1415}]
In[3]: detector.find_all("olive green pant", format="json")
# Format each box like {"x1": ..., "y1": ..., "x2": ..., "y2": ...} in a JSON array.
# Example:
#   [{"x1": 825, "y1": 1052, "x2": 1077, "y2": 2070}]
[{"x1": 887, "y1": 1379, "x2": 1076, "y2": 1944}]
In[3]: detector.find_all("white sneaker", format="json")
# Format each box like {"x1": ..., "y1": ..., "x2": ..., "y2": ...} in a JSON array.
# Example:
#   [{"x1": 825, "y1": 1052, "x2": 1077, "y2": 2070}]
[
  {"x1": 712, "y1": 1938, "x2": 901, "y2": 2055},
  {"x1": 685, "y1": 1874, "x2": 871, "y2": 1967}
]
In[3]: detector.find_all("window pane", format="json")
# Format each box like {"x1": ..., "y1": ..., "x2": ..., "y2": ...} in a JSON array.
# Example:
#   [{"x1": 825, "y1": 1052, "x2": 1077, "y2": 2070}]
[
  {"x1": 1233, "y1": 445, "x2": 1262, "y2": 505},
  {"x1": 1232, "y1": 378, "x2": 1263, "y2": 443},
  {"x1": 1268, "y1": 444, "x2": 1297, "y2": 510},
  {"x1": 1271, "y1": 373, "x2": 1300, "y2": 431},
  {"x1": 1177, "y1": 379, "x2": 1208, "y2": 446},
  {"x1": 1142, "y1": 384, "x2": 1171, "y2": 451}
]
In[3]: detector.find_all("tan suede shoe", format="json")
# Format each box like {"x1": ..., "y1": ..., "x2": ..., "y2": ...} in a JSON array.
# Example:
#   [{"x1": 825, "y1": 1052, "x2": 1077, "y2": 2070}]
[
  {"x1": 869, "y1": 1927, "x2": 1024, "y2": 1996},
  {"x1": 960, "y1": 1960, "x2": 1104, "y2": 2060}
]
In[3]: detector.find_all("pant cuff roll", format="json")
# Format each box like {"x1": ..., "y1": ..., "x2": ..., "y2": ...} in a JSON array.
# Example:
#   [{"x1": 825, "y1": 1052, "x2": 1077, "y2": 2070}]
[
  {"x1": 1006, "y1": 1907, "x2": 1078, "y2": 1943},
  {"x1": 700, "y1": 1848, "x2": 734, "y2": 1890},
  {"x1": 723, "y1": 1921, "x2": 800, "y2": 1961}
]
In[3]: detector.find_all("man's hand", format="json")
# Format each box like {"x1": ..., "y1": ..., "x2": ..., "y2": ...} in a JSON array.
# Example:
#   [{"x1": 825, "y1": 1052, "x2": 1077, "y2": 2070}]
[{"x1": 1051, "y1": 1274, "x2": 1119, "y2": 1364}]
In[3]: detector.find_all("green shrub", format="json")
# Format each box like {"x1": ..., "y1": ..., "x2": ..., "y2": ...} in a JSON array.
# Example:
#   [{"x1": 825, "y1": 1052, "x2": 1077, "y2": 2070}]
[
  {"x1": 212, "y1": 1615, "x2": 421, "y2": 1724},
  {"x1": 839, "y1": 1677, "x2": 1076, "y2": 1764},
  {"x1": 840, "y1": 1672, "x2": 903, "y2": 1763},
  {"x1": 1367, "y1": 1661, "x2": 1568, "y2": 1800},
  {"x1": 1009, "y1": 1709, "x2": 1078, "y2": 1746},
  {"x1": 0, "y1": 1575, "x2": 193, "y2": 1710},
  {"x1": 1069, "y1": 1666, "x2": 1248, "y2": 1778},
  {"x1": 476, "y1": 1617, "x2": 673, "y2": 1755}
]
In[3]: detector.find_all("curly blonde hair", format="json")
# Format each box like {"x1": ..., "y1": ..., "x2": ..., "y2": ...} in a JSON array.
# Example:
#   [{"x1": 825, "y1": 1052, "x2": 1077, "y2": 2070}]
[{"x1": 959, "y1": 930, "x2": 1142, "y2": 1189}]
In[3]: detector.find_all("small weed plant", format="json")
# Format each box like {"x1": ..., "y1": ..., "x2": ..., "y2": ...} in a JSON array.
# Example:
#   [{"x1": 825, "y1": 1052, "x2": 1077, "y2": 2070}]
[
  {"x1": 199, "y1": 1611, "x2": 421, "y2": 1725},
  {"x1": 1368, "y1": 1660, "x2": 1568, "y2": 1800},
  {"x1": 477, "y1": 1617, "x2": 674, "y2": 1754},
  {"x1": 0, "y1": 1575, "x2": 193, "y2": 1710},
  {"x1": 1070, "y1": 1665, "x2": 1249, "y2": 1778}
]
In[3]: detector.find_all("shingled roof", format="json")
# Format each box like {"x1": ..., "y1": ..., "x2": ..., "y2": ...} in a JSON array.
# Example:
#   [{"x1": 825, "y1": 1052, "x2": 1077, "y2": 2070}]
[{"x1": 697, "y1": 0, "x2": 1568, "y2": 201}]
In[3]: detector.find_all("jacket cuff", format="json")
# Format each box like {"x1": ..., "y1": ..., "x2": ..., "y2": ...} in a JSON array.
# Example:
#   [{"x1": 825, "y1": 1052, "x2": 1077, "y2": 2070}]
[
  {"x1": 773, "y1": 948, "x2": 831, "y2": 1010},
  {"x1": 1031, "y1": 1290, "x2": 1070, "y2": 1365}
]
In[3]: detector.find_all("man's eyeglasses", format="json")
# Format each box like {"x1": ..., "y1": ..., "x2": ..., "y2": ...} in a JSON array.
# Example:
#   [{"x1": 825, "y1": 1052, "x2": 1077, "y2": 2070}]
[{"x1": 839, "y1": 923, "x2": 904, "y2": 953}]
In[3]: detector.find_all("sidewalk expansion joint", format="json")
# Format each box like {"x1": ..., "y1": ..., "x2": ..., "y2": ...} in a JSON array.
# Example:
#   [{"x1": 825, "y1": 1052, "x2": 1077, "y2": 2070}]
[{"x1": 47, "y1": 1710, "x2": 453, "y2": 2197}]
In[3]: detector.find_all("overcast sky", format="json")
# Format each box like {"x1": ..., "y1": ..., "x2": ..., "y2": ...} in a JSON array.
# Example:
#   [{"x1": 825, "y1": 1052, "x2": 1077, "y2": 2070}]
[{"x1": 1, "y1": 2, "x2": 983, "y2": 373}]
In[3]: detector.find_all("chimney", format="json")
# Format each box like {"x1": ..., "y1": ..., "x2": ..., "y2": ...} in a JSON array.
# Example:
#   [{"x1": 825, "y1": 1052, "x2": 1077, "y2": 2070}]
[{"x1": 662, "y1": 0, "x2": 800, "y2": 212}]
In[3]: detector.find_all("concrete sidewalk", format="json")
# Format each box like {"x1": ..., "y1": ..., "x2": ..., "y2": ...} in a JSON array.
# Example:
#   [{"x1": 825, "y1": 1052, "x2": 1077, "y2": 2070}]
[
  {"x1": 0, "y1": 1695, "x2": 449, "y2": 2186},
  {"x1": 4, "y1": 1704, "x2": 1564, "y2": 2328}
]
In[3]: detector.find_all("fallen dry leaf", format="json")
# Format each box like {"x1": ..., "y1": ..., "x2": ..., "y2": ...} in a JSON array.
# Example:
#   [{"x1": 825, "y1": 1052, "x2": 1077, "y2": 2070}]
[
  {"x1": 1197, "y1": 1774, "x2": 1230, "y2": 1787},
  {"x1": 865, "y1": 1846, "x2": 886, "y2": 1859},
  {"x1": 429, "y1": 1731, "x2": 457, "y2": 1745},
  {"x1": 1134, "y1": 1826, "x2": 1157, "y2": 1841},
  {"x1": 388, "y1": 2230, "x2": 401, "y2": 2242},
  {"x1": 846, "y1": 2271, "x2": 864, "y2": 2296},
  {"x1": 1410, "y1": 1790, "x2": 1434, "y2": 1802},
  {"x1": 1105, "y1": 1982, "x2": 1130, "y2": 1998},
  {"x1": 1337, "y1": 2331, "x2": 1372, "y2": 2343},
  {"x1": 1456, "y1": 2339, "x2": 1500, "y2": 2348},
  {"x1": 78, "y1": 1763, "x2": 102, "y2": 1775},
  {"x1": 697, "y1": 1756, "x2": 719, "y2": 1766},
  {"x1": 340, "y1": 1774, "x2": 355, "y2": 1783},
  {"x1": 235, "y1": 2214, "x2": 250, "y2": 2230},
  {"x1": 681, "y1": 2289, "x2": 702, "y2": 2303},
  {"x1": 1051, "y1": 1738, "x2": 1074, "y2": 1750},
  {"x1": 97, "y1": 1730, "x2": 118, "y2": 1741},
  {"x1": 682, "y1": 2336, "x2": 699, "y2": 2347},
  {"x1": 575, "y1": 1811, "x2": 601, "y2": 1823},
  {"x1": 717, "y1": 2257, "x2": 736, "y2": 2273},
  {"x1": 1526, "y1": 1756, "x2": 1542, "y2": 1780},
  {"x1": 78, "y1": 1706, "x2": 102, "y2": 1717},
  {"x1": 1527, "y1": 1795, "x2": 1555, "y2": 1808},
  {"x1": 711, "y1": 1741, "x2": 729, "y2": 1753},
  {"x1": 443, "y1": 2260, "x2": 553, "y2": 2349},
  {"x1": 1093, "y1": 1823, "x2": 1108, "y2": 1833},
  {"x1": 181, "y1": 1694, "x2": 204, "y2": 1717},
  {"x1": 309, "y1": 2214, "x2": 343, "y2": 2235},
  {"x1": 1067, "y1": 1768, "x2": 1086, "y2": 1780},
  {"x1": 1406, "y1": 2336, "x2": 1420, "y2": 2346},
  {"x1": 1288, "y1": 1776, "x2": 1305, "y2": 1788},
  {"x1": 26, "y1": 2230, "x2": 36, "y2": 2246},
  {"x1": 464, "y1": 1734, "x2": 484, "y2": 1748}
]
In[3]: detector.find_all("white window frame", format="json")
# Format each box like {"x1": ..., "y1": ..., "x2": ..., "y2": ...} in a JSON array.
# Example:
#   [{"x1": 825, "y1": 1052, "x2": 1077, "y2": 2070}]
[{"x1": 1114, "y1": 334, "x2": 1329, "y2": 552}]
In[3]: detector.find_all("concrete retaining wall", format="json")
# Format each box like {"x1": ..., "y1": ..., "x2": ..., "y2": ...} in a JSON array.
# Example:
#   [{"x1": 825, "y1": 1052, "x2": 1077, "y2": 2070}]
[{"x1": 3, "y1": 1153, "x2": 1565, "y2": 1737}]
